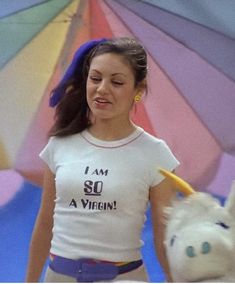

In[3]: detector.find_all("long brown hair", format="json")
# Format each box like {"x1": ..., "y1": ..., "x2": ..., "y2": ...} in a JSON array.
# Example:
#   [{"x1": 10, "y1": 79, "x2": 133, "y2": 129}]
[{"x1": 49, "y1": 37, "x2": 148, "y2": 137}]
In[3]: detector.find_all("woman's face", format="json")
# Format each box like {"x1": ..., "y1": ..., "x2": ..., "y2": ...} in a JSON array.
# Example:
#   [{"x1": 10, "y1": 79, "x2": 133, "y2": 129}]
[{"x1": 86, "y1": 53, "x2": 139, "y2": 122}]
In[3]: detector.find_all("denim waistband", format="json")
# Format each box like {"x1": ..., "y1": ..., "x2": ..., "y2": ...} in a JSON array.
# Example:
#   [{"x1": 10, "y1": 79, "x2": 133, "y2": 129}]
[{"x1": 49, "y1": 254, "x2": 143, "y2": 282}]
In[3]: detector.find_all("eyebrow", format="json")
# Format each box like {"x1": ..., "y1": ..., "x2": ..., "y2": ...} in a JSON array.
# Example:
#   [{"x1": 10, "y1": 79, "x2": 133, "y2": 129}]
[{"x1": 89, "y1": 69, "x2": 127, "y2": 77}]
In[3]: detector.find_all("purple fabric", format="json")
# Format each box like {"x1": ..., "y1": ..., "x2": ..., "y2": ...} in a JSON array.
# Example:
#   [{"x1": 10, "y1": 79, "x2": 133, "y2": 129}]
[
  {"x1": 114, "y1": 0, "x2": 235, "y2": 81},
  {"x1": 105, "y1": 0, "x2": 235, "y2": 153},
  {"x1": 49, "y1": 38, "x2": 106, "y2": 107},
  {"x1": 143, "y1": 0, "x2": 235, "y2": 40},
  {"x1": 49, "y1": 256, "x2": 118, "y2": 282}
]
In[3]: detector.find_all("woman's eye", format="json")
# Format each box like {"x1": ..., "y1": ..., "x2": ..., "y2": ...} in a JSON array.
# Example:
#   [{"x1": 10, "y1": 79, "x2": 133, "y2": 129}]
[
  {"x1": 90, "y1": 77, "x2": 101, "y2": 82},
  {"x1": 112, "y1": 81, "x2": 124, "y2": 86}
]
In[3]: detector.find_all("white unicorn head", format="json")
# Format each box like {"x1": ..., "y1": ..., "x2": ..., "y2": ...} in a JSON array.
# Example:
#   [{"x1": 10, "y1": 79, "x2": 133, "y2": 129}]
[{"x1": 159, "y1": 169, "x2": 235, "y2": 282}]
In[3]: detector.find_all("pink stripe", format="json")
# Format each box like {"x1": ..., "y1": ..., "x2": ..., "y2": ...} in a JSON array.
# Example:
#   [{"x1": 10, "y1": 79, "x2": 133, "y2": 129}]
[
  {"x1": 0, "y1": 170, "x2": 23, "y2": 206},
  {"x1": 100, "y1": 0, "x2": 222, "y2": 192}
]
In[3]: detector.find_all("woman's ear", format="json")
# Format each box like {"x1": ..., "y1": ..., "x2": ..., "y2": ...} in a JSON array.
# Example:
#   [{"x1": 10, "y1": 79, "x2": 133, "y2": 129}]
[{"x1": 136, "y1": 79, "x2": 147, "y2": 96}]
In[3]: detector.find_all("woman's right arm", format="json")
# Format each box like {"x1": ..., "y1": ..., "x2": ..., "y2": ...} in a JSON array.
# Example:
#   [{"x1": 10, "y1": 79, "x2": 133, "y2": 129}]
[{"x1": 26, "y1": 165, "x2": 56, "y2": 282}]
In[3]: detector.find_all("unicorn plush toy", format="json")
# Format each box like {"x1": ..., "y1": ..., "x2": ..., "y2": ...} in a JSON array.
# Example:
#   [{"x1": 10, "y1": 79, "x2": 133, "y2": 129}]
[{"x1": 159, "y1": 169, "x2": 235, "y2": 282}]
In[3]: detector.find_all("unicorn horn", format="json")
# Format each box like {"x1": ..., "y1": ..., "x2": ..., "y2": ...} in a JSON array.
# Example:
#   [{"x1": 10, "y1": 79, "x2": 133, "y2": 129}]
[{"x1": 159, "y1": 168, "x2": 195, "y2": 196}]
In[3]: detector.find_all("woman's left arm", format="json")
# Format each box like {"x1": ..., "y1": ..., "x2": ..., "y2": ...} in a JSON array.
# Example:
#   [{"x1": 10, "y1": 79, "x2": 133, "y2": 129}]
[{"x1": 149, "y1": 177, "x2": 176, "y2": 282}]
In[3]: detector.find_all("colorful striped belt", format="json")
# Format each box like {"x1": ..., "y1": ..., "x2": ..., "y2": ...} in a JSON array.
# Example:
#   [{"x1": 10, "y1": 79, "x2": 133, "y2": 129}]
[{"x1": 49, "y1": 254, "x2": 143, "y2": 282}]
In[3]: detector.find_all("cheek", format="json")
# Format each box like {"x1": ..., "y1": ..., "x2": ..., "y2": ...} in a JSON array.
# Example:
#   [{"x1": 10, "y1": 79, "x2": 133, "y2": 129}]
[
  {"x1": 117, "y1": 94, "x2": 135, "y2": 112},
  {"x1": 123, "y1": 89, "x2": 136, "y2": 105},
  {"x1": 86, "y1": 81, "x2": 91, "y2": 93},
  {"x1": 86, "y1": 83, "x2": 95, "y2": 100}
]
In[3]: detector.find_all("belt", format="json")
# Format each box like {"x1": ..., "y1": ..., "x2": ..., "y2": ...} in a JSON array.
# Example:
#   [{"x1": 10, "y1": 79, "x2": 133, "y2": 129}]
[{"x1": 49, "y1": 254, "x2": 143, "y2": 282}]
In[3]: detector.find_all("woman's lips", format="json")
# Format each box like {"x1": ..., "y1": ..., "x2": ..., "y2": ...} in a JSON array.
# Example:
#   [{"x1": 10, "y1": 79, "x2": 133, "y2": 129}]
[
  {"x1": 94, "y1": 97, "x2": 112, "y2": 108},
  {"x1": 94, "y1": 97, "x2": 111, "y2": 104}
]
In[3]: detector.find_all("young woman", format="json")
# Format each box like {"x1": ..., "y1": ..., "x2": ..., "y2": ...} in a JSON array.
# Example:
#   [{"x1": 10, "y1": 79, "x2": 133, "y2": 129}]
[{"x1": 26, "y1": 37, "x2": 179, "y2": 282}]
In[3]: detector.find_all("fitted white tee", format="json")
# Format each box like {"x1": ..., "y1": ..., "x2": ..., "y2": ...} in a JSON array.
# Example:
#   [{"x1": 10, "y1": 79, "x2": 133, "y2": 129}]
[{"x1": 39, "y1": 126, "x2": 179, "y2": 261}]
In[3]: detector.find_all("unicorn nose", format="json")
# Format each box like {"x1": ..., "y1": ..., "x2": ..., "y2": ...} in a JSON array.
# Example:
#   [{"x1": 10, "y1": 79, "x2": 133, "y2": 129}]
[
  {"x1": 186, "y1": 246, "x2": 196, "y2": 257},
  {"x1": 201, "y1": 241, "x2": 211, "y2": 254},
  {"x1": 185, "y1": 242, "x2": 211, "y2": 258}
]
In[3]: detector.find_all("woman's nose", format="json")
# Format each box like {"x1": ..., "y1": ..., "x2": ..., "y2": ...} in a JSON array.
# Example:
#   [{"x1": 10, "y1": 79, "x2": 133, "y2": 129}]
[{"x1": 97, "y1": 80, "x2": 108, "y2": 95}]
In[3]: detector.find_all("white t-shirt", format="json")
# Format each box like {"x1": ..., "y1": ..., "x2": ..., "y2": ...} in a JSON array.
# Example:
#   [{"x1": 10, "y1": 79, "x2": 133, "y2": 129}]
[{"x1": 40, "y1": 126, "x2": 179, "y2": 261}]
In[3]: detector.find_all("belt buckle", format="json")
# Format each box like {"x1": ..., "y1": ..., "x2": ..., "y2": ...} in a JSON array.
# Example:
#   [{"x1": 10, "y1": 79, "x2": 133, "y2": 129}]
[{"x1": 76, "y1": 260, "x2": 119, "y2": 282}]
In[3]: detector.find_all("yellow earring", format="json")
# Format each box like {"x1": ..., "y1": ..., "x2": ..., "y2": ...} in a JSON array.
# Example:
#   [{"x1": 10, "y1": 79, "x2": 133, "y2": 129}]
[{"x1": 134, "y1": 94, "x2": 142, "y2": 103}]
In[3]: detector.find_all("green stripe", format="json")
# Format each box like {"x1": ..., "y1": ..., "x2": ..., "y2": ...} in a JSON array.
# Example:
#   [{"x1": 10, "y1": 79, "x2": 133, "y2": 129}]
[{"x1": 0, "y1": 0, "x2": 74, "y2": 70}]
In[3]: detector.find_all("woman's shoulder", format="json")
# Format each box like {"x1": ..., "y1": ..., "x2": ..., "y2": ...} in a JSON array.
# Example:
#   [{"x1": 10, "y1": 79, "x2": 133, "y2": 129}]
[
  {"x1": 49, "y1": 132, "x2": 81, "y2": 143},
  {"x1": 137, "y1": 128, "x2": 176, "y2": 157},
  {"x1": 139, "y1": 128, "x2": 165, "y2": 145},
  {"x1": 45, "y1": 133, "x2": 83, "y2": 151},
  {"x1": 138, "y1": 128, "x2": 180, "y2": 173}
]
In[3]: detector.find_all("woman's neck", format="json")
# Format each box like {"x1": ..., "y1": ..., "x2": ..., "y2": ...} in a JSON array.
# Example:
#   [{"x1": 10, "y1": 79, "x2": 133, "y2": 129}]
[{"x1": 87, "y1": 119, "x2": 137, "y2": 141}]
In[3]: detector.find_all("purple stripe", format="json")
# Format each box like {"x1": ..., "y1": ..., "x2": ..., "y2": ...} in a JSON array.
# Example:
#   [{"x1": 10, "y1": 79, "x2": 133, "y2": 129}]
[
  {"x1": 206, "y1": 153, "x2": 235, "y2": 197},
  {"x1": 114, "y1": 0, "x2": 235, "y2": 82},
  {"x1": 105, "y1": 0, "x2": 235, "y2": 153}
]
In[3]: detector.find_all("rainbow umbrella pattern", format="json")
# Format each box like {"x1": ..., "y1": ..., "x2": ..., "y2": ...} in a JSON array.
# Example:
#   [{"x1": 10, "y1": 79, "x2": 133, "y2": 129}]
[
  {"x1": 1, "y1": 0, "x2": 235, "y2": 197},
  {"x1": 0, "y1": 0, "x2": 235, "y2": 281}
]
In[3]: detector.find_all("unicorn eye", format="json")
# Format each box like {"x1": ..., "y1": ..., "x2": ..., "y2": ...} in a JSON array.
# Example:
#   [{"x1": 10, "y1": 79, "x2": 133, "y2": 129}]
[
  {"x1": 170, "y1": 235, "x2": 177, "y2": 247},
  {"x1": 216, "y1": 221, "x2": 230, "y2": 229}
]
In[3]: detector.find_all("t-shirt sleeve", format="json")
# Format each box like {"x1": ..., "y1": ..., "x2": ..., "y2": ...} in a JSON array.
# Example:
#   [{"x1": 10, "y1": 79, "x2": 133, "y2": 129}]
[
  {"x1": 150, "y1": 140, "x2": 180, "y2": 187},
  {"x1": 39, "y1": 137, "x2": 56, "y2": 174}
]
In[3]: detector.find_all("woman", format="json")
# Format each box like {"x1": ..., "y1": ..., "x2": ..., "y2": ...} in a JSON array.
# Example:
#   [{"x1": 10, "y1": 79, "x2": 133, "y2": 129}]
[{"x1": 26, "y1": 37, "x2": 179, "y2": 282}]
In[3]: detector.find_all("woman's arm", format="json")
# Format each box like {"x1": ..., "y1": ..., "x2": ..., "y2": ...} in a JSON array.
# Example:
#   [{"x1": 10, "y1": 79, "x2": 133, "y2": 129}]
[
  {"x1": 149, "y1": 177, "x2": 176, "y2": 282},
  {"x1": 26, "y1": 166, "x2": 56, "y2": 282}
]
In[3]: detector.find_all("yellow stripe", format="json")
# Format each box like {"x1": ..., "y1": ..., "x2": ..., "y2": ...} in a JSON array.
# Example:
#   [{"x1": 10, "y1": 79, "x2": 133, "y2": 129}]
[
  {"x1": 115, "y1": 261, "x2": 131, "y2": 266},
  {"x1": 0, "y1": 0, "x2": 80, "y2": 169}
]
